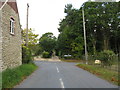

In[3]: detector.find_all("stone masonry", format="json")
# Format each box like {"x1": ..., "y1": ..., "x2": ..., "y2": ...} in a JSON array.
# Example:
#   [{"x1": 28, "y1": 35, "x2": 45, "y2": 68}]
[
  {"x1": 0, "y1": 9, "x2": 2, "y2": 71},
  {"x1": 0, "y1": 1, "x2": 22, "y2": 71}
]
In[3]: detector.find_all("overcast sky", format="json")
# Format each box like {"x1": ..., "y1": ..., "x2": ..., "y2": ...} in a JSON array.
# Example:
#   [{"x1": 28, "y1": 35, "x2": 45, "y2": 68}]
[
  {"x1": 17, "y1": 0, "x2": 89, "y2": 37},
  {"x1": 17, "y1": 0, "x2": 119, "y2": 38}
]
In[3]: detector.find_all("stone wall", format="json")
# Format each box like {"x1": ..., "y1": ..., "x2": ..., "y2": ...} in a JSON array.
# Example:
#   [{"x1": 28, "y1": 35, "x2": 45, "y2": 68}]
[
  {"x1": 1, "y1": 3, "x2": 22, "y2": 71},
  {"x1": 0, "y1": 9, "x2": 2, "y2": 72}
]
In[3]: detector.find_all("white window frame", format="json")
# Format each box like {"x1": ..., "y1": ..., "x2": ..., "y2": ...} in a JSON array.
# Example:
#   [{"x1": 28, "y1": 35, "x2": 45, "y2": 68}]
[{"x1": 10, "y1": 18, "x2": 15, "y2": 35}]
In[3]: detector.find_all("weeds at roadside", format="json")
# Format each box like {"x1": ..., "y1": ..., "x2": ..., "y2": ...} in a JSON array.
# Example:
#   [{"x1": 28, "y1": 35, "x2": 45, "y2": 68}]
[
  {"x1": 2, "y1": 63, "x2": 38, "y2": 88},
  {"x1": 76, "y1": 63, "x2": 119, "y2": 86}
]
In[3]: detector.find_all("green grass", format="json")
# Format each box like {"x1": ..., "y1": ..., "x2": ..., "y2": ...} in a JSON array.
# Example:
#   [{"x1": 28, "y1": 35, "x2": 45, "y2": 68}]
[
  {"x1": 2, "y1": 63, "x2": 38, "y2": 88},
  {"x1": 76, "y1": 64, "x2": 119, "y2": 86},
  {"x1": 0, "y1": 72, "x2": 2, "y2": 89}
]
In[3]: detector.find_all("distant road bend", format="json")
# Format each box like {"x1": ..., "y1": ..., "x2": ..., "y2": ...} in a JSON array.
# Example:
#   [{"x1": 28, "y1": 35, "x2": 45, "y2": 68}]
[{"x1": 15, "y1": 59, "x2": 118, "y2": 88}]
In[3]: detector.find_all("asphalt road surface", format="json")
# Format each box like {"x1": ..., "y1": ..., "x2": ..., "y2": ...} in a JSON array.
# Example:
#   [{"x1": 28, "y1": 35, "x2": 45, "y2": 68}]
[{"x1": 15, "y1": 61, "x2": 118, "y2": 88}]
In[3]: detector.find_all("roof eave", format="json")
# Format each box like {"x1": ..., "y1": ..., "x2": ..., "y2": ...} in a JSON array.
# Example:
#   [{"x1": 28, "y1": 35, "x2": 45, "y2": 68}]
[{"x1": 0, "y1": 0, "x2": 8, "y2": 10}]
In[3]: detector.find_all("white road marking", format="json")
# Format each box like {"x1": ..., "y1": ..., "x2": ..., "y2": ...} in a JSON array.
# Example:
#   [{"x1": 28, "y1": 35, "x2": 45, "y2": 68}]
[
  {"x1": 56, "y1": 66, "x2": 64, "y2": 88},
  {"x1": 56, "y1": 66, "x2": 60, "y2": 73},
  {"x1": 59, "y1": 78, "x2": 65, "y2": 88}
]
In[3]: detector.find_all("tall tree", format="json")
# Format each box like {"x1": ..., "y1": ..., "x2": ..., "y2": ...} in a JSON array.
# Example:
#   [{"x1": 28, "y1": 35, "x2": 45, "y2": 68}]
[
  {"x1": 22, "y1": 28, "x2": 39, "y2": 55},
  {"x1": 39, "y1": 32, "x2": 57, "y2": 55},
  {"x1": 84, "y1": 2, "x2": 119, "y2": 52},
  {"x1": 57, "y1": 4, "x2": 84, "y2": 58},
  {"x1": 57, "y1": 2, "x2": 119, "y2": 59}
]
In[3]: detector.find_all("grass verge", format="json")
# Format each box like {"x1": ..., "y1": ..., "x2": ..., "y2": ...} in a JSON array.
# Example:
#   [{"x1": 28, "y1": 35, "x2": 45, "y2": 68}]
[
  {"x1": 76, "y1": 64, "x2": 119, "y2": 86},
  {"x1": 2, "y1": 63, "x2": 38, "y2": 88},
  {"x1": 61, "y1": 59, "x2": 82, "y2": 62},
  {"x1": 0, "y1": 72, "x2": 2, "y2": 89}
]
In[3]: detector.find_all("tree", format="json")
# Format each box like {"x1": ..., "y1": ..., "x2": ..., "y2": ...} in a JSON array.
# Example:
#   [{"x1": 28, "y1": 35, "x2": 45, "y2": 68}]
[
  {"x1": 22, "y1": 28, "x2": 39, "y2": 55},
  {"x1": 57, "y1": 2, "x2": 119, "y2": 61},
  {"x1": 22, "y1": 28, "x2": 39, "y2": 45},
  {"x1": 39, "y1": 32, "x2": 57, "y2": 56},
  {"x1": 57, "y1": 4, "x2": 84, "y2": 58}
]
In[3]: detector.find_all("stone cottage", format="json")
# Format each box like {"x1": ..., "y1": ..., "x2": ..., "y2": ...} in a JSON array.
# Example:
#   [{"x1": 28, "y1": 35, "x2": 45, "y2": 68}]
[{"x1": 0, "y1": 0, "x2": 22, "y2": 71}]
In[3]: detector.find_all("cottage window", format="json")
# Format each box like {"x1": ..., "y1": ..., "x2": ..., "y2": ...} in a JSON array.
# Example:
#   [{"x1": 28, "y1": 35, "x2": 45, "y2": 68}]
[{"x1": 10, "y1": 18, "x2": 15, "y2": 34}]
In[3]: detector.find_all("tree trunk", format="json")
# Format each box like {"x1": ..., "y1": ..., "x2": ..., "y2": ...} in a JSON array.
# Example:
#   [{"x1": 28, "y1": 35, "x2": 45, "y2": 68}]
[
  {"x1": 93, "y1": 41, "x2": 96, "y2": 55},
  {"x1": 103, "y1": 36, "x2": 109, "y2": 50},
  {"x1": 118, "y1": 45, "x2": 120, "y2": 61},
  {"x1": 115, "y1": 37, "x2": 118, "y2": 53}
]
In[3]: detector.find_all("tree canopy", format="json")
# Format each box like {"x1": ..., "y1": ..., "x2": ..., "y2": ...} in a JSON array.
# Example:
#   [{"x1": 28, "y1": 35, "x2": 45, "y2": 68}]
[
  {"x1": 22, "y1": 28, "x2": 39, "y2": 55},
  {"x1": 57, "y1": 2, "x2": 120, "y2": 59},
  {"x1": 39, "y1": 32, "x2": 57, "y2": 54}
]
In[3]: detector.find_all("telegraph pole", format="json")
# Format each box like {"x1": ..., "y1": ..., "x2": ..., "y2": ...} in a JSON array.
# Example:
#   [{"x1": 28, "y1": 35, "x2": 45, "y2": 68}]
[
  {"x1": 26, "y1": 3, "x2": 29, "y2": 46},
  {"x1": 82, "y1": 7, "x2": 88, "y2": 64}
]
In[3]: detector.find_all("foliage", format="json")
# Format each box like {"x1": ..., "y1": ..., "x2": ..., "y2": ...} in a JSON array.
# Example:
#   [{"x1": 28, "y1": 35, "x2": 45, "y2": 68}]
[
  {"x1": 22, "y1": 28, "x2": 39, "y2": 55},
  {"x1": 57, "y1": 2, "x2": 119, "y2": 61},
  {"x1": 63, "y1": 55, "x2": 73, "y2": 59},
  {"x1": 57, "y1": 4, "x2": 84, "y2": 59},
  {"x1": 22, "y1": 28, "x2": 39, "y2": 45},
  {"x1": 22, "y1": 46, "x2": 33, "y2": 64},
  {"x1": 42, "y1": 51, "x2": 51, "y2": 58},
  {"x1": 39, "y1": 32, "x2": 56, "y2": 57},
  {"x1": 97, "y1": 50, "x2": 116, "y2": 66},
  {"x1": 34, "y1": 44, "x2": 43, "y2": 56},
  {"x1": 2, "y1": 63, "x2": 38, "y2": 88},
  {"x1": 0, "y1": 72, "x2": 1, "y2": 89},
  {"x1": 77, "y1": 64, "x2": 119, "y2": 85},
  {"x1": 83, "y1": 2, "x2": 119, "y2": 53}
]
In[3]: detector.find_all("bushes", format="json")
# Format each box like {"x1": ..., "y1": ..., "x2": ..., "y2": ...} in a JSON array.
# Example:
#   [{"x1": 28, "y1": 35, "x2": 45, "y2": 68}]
[
  {"x1": 2, "y1": 63, "x2": 38, "y2": 88},
  {"x1": 63, "y1": 55, "x2": 73, "y2": 59},
  {"x1": 22, "y1": 46, "x2": 33, "y2": 64},
  {"x1": 42, "y1": 51, "x2": 51, "y2": 58},
  {"x1": 0, "y1": 73, "x2": 1, "y2": 89},
  {"x1": 77, "y1": 64, "x2": 119, "y2": 85},
  {"x1": 97, "y1": 50, "x2": 116, "y2": 66},
  {"x1": 2, "y1": 46, "x2": 38, "y2": 88},
  {"x1": 86, "y1": 50, "x2": 117, "y2": 66}
]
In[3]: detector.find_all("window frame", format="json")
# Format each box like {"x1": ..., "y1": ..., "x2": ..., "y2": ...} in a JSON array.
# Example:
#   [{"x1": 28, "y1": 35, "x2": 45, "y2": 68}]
[{"x1": 10, "y1": 18, "x2": 15, "y2": 35}]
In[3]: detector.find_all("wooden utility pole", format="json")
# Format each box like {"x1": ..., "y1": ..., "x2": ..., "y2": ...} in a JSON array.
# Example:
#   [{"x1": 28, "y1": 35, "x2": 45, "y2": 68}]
[
  {"x1": 26, "y1": 3, "x2": 29, "y2": 46},
  {"x1": 82, "y1": 7, "x2": 88, "y2": 64}
]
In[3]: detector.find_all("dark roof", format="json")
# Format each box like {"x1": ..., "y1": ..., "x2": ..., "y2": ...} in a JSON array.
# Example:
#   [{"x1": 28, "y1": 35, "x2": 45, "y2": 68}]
[
  {"x1": 7, "y1": 1, "x2": 18, "y2": 13},
  {"x1": 0, "y1": 0, "x2": 18, "y2": 13},
  {"x1": 0, "y1": 2, "x2": 5, "y2": 8}
]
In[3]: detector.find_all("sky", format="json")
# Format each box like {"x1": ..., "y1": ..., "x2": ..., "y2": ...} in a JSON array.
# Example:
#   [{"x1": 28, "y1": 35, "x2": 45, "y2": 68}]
[
  {"x1": 17, "y1": 0, "x2": 119, "y2": 38},
  {"x1": 17, "y1": 0, "x2": 88, "y2": 38}
]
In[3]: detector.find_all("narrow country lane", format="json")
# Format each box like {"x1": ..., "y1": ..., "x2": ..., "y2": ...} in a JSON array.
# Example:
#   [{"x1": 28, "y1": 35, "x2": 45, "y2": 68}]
[{"x1": 15, "y1": 60, "x2": 118, "y2": 88}]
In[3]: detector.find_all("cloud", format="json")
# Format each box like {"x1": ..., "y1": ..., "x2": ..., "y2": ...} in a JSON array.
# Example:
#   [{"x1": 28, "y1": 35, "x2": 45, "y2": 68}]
[{"x1": 17, "y1": 0, "x2": 86, "y2": 37}]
